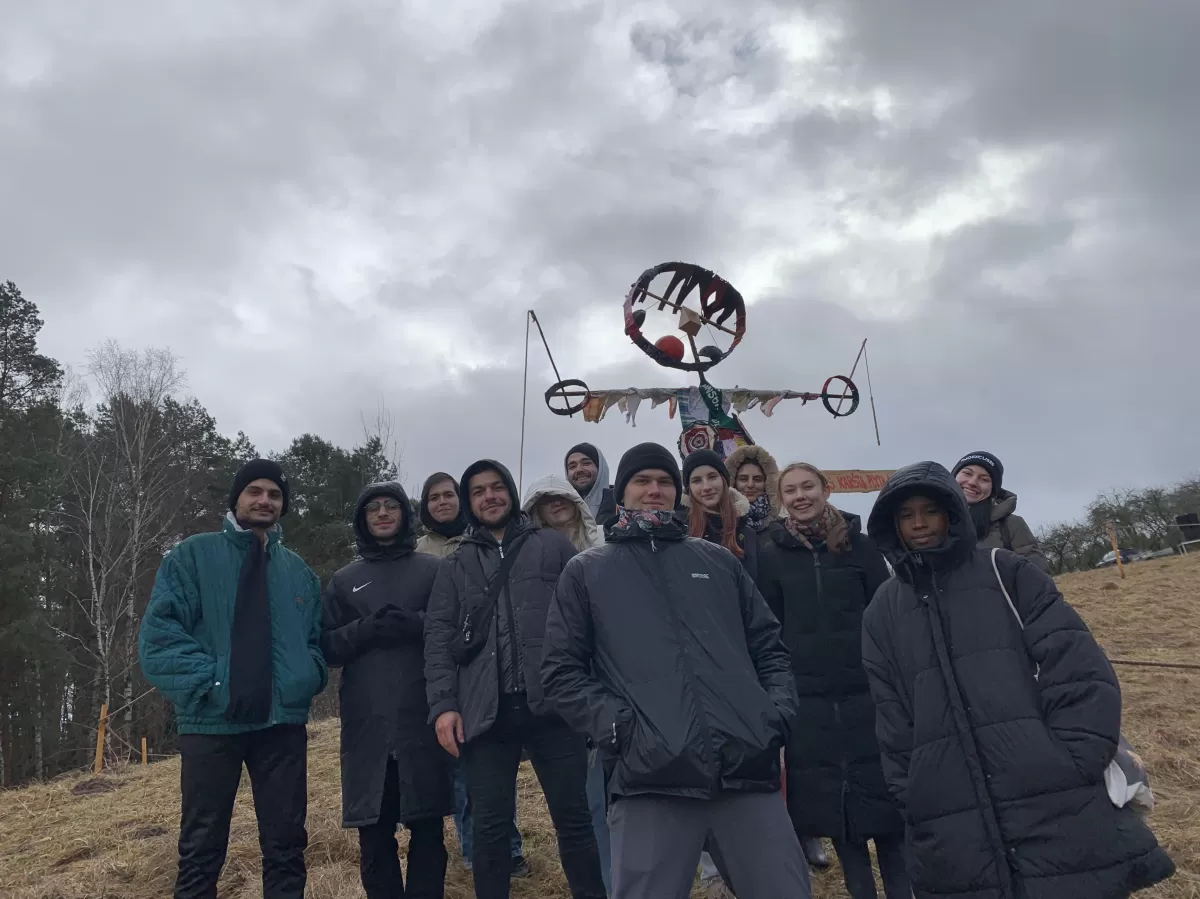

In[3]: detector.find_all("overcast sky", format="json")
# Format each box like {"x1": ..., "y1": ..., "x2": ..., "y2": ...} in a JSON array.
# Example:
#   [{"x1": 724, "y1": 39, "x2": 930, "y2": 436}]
[{"x1": 4, "y1": 0, "x2": 1198, "y2": 529}]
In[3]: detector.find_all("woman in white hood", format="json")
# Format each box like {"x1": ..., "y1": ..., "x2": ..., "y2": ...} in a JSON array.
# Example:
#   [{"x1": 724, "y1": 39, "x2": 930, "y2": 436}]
[
  {"x1": 521, "y1": 474, "x2": 612, "y2": 894},
  {"x1": 522, "y1": 475, "x2": 605, "y2": 551}
]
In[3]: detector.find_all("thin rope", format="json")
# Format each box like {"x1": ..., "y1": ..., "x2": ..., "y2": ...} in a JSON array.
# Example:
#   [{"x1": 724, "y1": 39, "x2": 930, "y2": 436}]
[
  {"x1": 1109, "y1": 658, "x2": 1200, "y2": 672},
  {"x1": 835, "y1": 338, "x2": 868, "y2": 417},
  {"x1": 519, "y1": 310, "x2": 532, "y2": 495},
  {"x1": 863, "y1": 339, "x2": 881, "y2": 446},
  {"x1": 529, "y1": 311, "x2": 573, "y2": 416}
]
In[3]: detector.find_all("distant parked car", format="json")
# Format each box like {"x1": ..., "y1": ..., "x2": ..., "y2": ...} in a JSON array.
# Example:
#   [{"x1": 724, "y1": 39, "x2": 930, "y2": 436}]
[{"x1": 1096, "y1": 549, "x2": 1138, "y2": 568}]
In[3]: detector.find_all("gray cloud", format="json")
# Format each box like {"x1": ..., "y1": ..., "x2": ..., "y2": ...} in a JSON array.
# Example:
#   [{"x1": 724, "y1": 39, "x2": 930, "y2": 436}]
[{"x1": 2, "y1": 0, "x2": 1196, "y2": 534}]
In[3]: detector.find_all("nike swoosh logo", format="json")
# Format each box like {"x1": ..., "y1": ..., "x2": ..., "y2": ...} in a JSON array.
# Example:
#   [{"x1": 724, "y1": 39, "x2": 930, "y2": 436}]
[{"x1": 352, "y1": 582, "x2": 372, "y2": 593}]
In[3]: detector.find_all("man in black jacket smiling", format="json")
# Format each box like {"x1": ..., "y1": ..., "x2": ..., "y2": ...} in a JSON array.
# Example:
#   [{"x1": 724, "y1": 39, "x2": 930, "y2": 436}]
[
  {"x1": 541, "y1": 442, "x2": 810, "y2": 899},
  {"x1": 424, "y1": 460, "x2": 605, "y2": 899},
  {"x1": 321, "y1": 482, "x2": 452, "y2": 899}
]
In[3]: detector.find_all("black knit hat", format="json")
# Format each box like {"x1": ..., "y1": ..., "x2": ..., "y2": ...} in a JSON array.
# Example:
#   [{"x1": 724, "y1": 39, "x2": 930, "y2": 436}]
[
  {"x1": 681, "y1": 449, "x2": 729, "y2": 491},
  {"x1": 952, "y1": 451, "x2": 1004, "y2": 496},
  {"x1": 564, "y1": 442, "x2": 601, "y2": 471},
  {"x1": 229, "y1": 459, "x2": 290, "y2": 516},
  {"x1": 614, "y1": 442, "x2": 682, "y2": 505}
]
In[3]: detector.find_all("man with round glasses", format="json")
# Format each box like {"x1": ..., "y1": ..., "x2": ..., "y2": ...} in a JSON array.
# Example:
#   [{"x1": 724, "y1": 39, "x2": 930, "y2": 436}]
[{"x1": 322, "y1": 481, "x2": 453, "y2": 899}]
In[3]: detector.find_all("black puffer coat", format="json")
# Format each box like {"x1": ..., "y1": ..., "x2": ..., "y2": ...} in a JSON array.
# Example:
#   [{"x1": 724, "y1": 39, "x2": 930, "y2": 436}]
[
  {"x1": 757, "y1": 515, "x2": 902, "y2": 843},
  {"x1": 321, "y1": 482, "x2": 452, "y2": 827},
  {"x1": 541, "y1": 516, "x2": 798, "y2": 801},
  {"x1": 862, "y1": 462, "x2": 1174, "y2": 899},
  {"x1": 424, "y1": 460, "x2": 578, "y2": 742}
]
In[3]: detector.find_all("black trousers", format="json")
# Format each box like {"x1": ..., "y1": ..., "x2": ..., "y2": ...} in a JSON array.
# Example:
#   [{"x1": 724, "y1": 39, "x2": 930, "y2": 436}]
[
  {"x1": 359, "y1": 758, "x2": 448, "y2": 899},
  {"x1": 175, "y1": 724, "x2": 308, "y2": 899},
  {"x1": 462, "y1": 694, "x2": 605, "y2": 899},
  {"x1": 832, "y1": 834, "x2": 912, "y2": 899}
]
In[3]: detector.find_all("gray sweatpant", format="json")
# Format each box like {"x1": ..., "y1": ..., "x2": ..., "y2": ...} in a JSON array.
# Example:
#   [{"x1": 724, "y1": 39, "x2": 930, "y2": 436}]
[{"x1": 609, "y1": 792, "x2": 812, "y2": 899}]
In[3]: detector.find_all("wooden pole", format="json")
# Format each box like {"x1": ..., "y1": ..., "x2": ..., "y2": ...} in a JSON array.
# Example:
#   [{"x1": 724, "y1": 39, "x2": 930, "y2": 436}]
[
  {"x1": 93, "y1": 703, "x2": 108, "y2": 775},
  {"x1": 141, "y1": 736, "x2": 148, "y2": 766},
  {"x1": 1106, "y1": 521, "x2": 1126, "y2": 580}
]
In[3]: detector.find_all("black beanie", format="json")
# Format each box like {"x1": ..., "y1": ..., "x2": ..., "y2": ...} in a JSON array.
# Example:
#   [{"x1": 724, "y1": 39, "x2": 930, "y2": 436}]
[
  {"x1": 614, "y1": 442, "x2": 682, "y2": 505},
  {"x1": 952, "y1": 451, "x2": 1004, "y2": 497},
  {"x1": 564, "y1": 442, "x2": 601, "y2": 471},
  {"x1": 681, "y1": 449, "x2": 729, "y2": 491},
  {"x1": 229, "y1": 459, "x2": 291, "y2": 516}
]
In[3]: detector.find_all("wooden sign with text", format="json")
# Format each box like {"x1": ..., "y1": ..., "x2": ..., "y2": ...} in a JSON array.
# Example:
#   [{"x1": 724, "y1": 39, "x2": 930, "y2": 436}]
[{"x1": 823, "y1": 469, "x2": 896, "y2": 494}]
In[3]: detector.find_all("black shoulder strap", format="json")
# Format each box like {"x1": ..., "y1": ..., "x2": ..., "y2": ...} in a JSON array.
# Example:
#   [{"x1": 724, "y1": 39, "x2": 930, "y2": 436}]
[
  {"x1": 462, "y1": 531, "x2": 532, "y2": 619},
  {"x1": 999, "y1": 517, "x2": 1013, "y2": 551}
]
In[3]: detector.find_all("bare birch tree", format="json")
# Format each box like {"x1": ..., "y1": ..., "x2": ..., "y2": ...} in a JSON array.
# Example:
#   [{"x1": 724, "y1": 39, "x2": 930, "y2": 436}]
[{"x1": 58, "y1": 342, "x2": 184, "y2": 758}]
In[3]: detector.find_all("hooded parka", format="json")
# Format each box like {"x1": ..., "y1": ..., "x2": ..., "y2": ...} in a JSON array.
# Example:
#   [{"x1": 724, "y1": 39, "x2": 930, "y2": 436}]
[
  {"x1": 725, "y1": 445, "x2": 781, "y2": 525},
  {"x1": 320, "y1": 482, "x2": 453, "y2": 828},
  {"x1": 757, "y1": 514, "x2": 902, "y2": 843},
  {"x1": 522, "y1": 475, "x2": 604, "y2": 551},
  {"x1": 541, "y1": 514, "x2": 798, "y2": 802},
  {"x1": 976, "y1": 489, "x2": 1050, "y2": 572},
  {"x1": 861, "y1": 462, "x2": 1174, "y2": 899},
  {"x1": 565, "y1": 444, "x2": 618, "y2": 530},
  {"x1": 424, "y1": 460, "x2": 579, "y2": 742}
]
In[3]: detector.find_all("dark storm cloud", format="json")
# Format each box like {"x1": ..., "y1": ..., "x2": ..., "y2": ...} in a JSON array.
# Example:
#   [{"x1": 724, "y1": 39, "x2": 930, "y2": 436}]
[{"x1": 2, "y1": 0, "x2": 1195, "y2": 533}]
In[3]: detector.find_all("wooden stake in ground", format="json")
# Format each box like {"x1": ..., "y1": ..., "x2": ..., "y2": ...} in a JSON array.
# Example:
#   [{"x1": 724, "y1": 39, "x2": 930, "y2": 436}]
[
  {"x1": 93, "y1": 703, "x2": 108, "y2": 775},
  {"x1": 141, "y1": 736, "x2": 148, "y2": 766},
  {"x1": 1107, "y1": 521, "x2": 1126, "y2": 580}
]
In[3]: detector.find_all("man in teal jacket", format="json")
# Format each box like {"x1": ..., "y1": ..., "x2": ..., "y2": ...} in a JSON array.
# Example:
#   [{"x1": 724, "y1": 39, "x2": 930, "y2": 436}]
[{"x1": 139, "y1": 459, "x2": 327, "y2": 899}]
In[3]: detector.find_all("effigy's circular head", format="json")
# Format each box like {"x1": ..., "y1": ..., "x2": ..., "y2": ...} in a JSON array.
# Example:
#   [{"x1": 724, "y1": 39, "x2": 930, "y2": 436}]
[{"x1": 623, "y1": 262, "x2": 747, "y2": 373}]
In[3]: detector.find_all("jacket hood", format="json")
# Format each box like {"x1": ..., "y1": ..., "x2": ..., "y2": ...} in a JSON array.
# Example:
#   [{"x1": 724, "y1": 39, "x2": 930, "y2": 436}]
[
  {"x1": 522, "y1": 475, "x2": 604, "y2": 550},
  {"x1": 354, "y1": 481, "x2": 415, "y2": 558},
  {"x1": 680, "y1": 487, "x2": 752, "y2": 516},
  {"x1": 724, "y1": 445, "x2": 780, "y2": 516},
  {"x1": 867, "y1": 461, "x2": 975, "y2": 577},
  {"x1": 419, "y1": 471, "x2": 468, "y2": 537},
  {"x1": 566, "y1": 445, "x2": 611, "y2": 520},
  {"x1": 459, "y1": 459, "x2": 524, "y2": 532},
  {"x1": 990, "y1": 488, "x2": 1018, "y2": 522}
]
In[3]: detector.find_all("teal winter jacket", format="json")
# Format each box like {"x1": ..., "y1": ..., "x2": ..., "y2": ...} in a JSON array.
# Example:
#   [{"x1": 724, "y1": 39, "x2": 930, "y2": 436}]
[{"x1": 138, "y1": 515, "x2": 328, "y2": 734}]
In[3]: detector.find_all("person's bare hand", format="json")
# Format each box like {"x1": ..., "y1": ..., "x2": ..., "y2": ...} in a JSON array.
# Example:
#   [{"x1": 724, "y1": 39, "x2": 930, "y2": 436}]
[{"x1": 436, "y1": 711, "x2": 464, "y2": 757}]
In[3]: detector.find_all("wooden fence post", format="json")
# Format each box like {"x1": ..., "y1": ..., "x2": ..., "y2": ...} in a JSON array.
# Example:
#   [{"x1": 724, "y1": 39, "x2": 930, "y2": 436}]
[
  {"x1": 93, "y1": 703, "x2": 108, "y2": 775},
  {"x1": 1106, "y1": 521, "x2": 1126, "y2": 580},
  {"x1": 141, "y1": 736, "x2": 148, "y2": 766}
]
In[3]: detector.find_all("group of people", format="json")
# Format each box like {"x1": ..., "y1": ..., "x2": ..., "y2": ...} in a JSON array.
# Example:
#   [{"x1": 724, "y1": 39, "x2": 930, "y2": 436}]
[{"x1": 138, "y1": 443, "x2": 1176, "y2": 899}]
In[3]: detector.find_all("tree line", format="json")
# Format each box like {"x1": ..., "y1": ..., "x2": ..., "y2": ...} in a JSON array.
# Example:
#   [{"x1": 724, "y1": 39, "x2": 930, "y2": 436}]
[
  {"x1": 1036, "y1": 480, "x2": 1200, "y2": 574},
  {"x1": 0, "y1": 281, "x2": 401, "y2": 788},
  {"x1": 1, "y1": 278, "x2": 1195, "y2": 789}
]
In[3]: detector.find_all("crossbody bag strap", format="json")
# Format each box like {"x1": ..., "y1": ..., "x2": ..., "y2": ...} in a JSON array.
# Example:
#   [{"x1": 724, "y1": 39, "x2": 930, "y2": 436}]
[{"x1": 991, "y1": 547, "x2": 1040, "y2": 681}]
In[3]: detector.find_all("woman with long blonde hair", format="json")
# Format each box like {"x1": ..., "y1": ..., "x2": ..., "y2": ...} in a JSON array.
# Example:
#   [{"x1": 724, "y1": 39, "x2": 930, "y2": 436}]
[{"x1": 757, "y1": 462, "x2": 909, "y2": 899}]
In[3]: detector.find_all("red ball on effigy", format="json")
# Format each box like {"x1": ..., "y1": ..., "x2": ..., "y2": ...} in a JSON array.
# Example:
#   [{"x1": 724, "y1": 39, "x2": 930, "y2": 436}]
[{"x1": 654, "y1": 335, "x2": 685, "y2": 362}]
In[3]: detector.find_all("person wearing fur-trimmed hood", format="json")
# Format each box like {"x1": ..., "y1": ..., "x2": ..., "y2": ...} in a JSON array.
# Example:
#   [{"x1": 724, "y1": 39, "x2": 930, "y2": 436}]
[{"x1": 725, "y1": 445, "x2": 781, "y2": 533}]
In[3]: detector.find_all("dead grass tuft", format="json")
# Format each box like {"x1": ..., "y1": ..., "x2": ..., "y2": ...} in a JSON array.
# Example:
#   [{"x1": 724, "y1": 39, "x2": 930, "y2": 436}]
[{"x1": 3, "y1": 554, "x2": 1199, "y2": 897}]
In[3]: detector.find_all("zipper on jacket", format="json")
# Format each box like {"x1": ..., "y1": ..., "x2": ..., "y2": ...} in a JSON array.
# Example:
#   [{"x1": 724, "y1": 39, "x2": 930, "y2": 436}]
[
  {"x1": 496, "y1": 542, "x2": 524, "y2": 693},
  {"x1": 639, "y1": 542, "x2": 717, "y2": 793}
]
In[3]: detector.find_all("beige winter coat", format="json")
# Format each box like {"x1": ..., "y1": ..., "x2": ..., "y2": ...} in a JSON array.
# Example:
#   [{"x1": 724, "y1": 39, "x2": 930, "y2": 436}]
[{"x1": 415, "y1": 532, "x2": 464, "y2": 558}]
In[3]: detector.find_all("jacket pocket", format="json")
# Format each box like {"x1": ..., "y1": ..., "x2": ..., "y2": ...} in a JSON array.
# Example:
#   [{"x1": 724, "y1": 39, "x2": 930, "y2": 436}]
[
  {"x1": 204, "y1": 654, "x2": 231, "y2": 717},
  {"x1": 278, "y1": 651, "x2": 321, "y2": 712}
]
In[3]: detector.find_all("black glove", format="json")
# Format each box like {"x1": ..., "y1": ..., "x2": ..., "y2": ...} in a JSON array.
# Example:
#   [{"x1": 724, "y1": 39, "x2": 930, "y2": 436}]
[{"x1": 371, "y1": 606, "x2": 424, "y2": 643}]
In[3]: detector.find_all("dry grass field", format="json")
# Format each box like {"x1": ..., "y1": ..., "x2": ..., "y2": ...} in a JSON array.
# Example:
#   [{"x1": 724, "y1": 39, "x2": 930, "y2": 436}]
[{"x1": 1, "y1": 553, "x2": 1198, "y2": 899}]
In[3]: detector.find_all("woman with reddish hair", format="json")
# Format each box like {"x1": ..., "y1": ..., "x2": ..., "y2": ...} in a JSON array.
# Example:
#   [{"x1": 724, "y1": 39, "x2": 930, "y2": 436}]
[{"x1": 681, "y1": 449, "x2": 758, "y2": 582}]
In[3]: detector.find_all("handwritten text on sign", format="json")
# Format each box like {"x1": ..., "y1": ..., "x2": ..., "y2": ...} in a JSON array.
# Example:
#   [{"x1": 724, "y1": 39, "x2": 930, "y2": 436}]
[{"x1": 822, "y1": 470, "x2": 896, "y2": 494}]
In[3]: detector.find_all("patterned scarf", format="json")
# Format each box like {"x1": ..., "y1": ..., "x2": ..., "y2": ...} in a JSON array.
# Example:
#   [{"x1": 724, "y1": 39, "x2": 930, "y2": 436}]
[
  {"x1": 607, "y1": 506, "x2": 684, "y2": 541},
  {"x1": 784, "y1": 502, "x2": 850, "y2": 553},
  {"x1": 743, "y1": 493, "x2": 772, "y2": 533}
]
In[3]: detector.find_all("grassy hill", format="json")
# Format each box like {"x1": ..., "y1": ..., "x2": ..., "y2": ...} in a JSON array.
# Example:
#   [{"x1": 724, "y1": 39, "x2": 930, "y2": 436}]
[{"x1": 2, "y1": 555, "x2": 1198, "y2": 899}]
